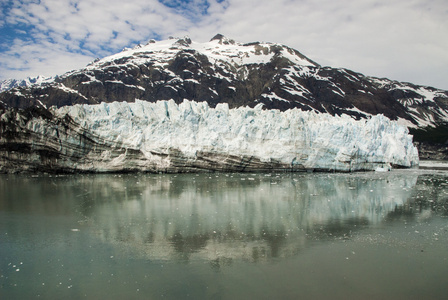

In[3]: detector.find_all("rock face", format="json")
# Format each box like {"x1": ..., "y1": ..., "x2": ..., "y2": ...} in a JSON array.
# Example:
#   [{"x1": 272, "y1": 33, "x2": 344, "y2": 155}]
[
  {"x1": 0, "y1": 100, "x2": 418, "y2": 173},
  {"x1": 0, "y1": 35, "x2": 433, "y2": 173}
]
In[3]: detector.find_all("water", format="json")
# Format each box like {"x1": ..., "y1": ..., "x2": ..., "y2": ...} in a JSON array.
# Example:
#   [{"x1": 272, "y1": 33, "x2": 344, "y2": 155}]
[{"x1": 0, "y1": 170, "x2": 447, "y2": 299}]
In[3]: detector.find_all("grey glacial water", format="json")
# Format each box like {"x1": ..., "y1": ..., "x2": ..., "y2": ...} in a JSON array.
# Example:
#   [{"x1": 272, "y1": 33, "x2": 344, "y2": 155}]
[{"x1": 1, "y1": 170, "x2": 447, "y2": 299}]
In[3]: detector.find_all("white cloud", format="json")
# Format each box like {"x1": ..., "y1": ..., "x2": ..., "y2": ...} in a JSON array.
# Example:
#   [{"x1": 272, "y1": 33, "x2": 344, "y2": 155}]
[
  {"x1": 1, "y1": 0, "x2": 447, "y2": 90},
  {"x1": 0, "y1": 0, "x2": 195, "y2": 79},
  {"x1": 0, "y1": 37, "x2": 95, "y2": 80},
  {"x1": 190, "y1": 0, "x2": 448, "y2": 89}
]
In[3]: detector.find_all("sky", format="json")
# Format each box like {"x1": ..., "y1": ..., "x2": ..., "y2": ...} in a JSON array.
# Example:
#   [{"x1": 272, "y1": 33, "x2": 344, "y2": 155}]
[{"x1": 1, "y1": 0, "x2": 447, "y2": 90}]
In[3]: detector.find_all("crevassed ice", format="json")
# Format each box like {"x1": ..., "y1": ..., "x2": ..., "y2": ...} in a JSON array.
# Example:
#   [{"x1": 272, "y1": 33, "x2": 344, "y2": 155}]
[{"x1": 56, "y1": 99, "x2": 419, "y2": 171}]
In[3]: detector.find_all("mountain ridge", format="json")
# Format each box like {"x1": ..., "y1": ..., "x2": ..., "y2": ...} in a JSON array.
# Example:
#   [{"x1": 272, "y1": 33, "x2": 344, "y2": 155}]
[
  {"x1": 1, "y1": 34, "x2": 447, "y2": 131},
  {"x1": 0, "y1": 75, "x2": 53, "y2": 93}
]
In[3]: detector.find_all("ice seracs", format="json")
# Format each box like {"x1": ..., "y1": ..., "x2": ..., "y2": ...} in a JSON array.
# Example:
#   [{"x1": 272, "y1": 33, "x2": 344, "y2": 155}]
[
  {"x1": 0, "y1": 99, "x2": 419, "y2": 173},
  {"x1": 52, "y1": 99, "x2": 418, "y2": 173}
]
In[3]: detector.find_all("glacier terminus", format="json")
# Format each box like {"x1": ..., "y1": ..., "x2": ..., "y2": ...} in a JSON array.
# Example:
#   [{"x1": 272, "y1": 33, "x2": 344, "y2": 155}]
[{"x1": 0, "y1": 99, "x2": 418, "y2": 173}]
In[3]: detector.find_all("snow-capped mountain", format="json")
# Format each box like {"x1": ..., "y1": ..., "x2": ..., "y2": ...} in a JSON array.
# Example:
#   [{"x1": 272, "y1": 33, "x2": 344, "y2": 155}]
[
  {"x1": 0, "y1": 75, "x2": 52, "y2": 93},
  {"x1": 1, "y1": 34, "x2": 447, "y2": 129},
  {"x1": 0, "y1": 34, "x2": 440, "y2": 173}
]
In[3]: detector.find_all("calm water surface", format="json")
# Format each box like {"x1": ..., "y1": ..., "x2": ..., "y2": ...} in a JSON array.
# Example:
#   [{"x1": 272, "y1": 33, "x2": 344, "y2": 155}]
[{"x1": 1, "y1": 170, "x2": 447, "y2": 299}]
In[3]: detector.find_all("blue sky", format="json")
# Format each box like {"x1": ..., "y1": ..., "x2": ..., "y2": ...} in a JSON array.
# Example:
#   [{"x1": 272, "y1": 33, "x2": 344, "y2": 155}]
[{"x1": 1, "y1": 0, "x2": 447, "y2": 90}]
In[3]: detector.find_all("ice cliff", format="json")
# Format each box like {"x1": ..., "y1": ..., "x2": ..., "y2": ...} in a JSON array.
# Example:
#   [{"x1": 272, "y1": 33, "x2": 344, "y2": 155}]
[{"x1": 0, "y1": 100, "x2": 418, "y2": 173}]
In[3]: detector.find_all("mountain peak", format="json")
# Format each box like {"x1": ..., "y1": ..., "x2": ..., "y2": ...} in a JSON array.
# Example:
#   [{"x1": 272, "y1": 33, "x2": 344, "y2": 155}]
[
  {"x1": 174, "y1": 36, "x2": 192, "y2": 47},
  {"x1": 210, "y1": 34, "x2": 235, "y2": 45}
]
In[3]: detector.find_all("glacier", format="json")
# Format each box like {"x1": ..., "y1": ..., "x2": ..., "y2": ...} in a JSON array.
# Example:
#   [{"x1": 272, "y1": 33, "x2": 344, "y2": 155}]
[
  {"x1": 67, "y1": 100, "x2": 418, "y2": 172},
  {"x1": 0, "y1": 99, "x2": 418, "y2": 173}
]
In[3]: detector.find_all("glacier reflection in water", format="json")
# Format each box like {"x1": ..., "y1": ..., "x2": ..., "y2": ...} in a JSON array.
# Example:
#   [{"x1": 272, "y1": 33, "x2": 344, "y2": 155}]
[
  {"x1": 73, "y1": 172, "x2": 418, "y2": 262},
  {"x1": 2, "y1": 170, "x2": 448, "y2": 299}
]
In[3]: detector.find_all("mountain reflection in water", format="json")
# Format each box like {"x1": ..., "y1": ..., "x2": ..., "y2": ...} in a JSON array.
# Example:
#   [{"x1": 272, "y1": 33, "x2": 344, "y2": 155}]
[
  {"x1": 2, "y1": 170, "x2": 448, "y2": 300},
  {"x1": 2, "y1": 171, "x2": 426, "y2": 263}
]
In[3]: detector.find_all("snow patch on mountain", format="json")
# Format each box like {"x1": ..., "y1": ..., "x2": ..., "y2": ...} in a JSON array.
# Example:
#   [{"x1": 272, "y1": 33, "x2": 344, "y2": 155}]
[
  {"x1": 72, "y1": 36, "x2": 317, "y2": 81},
  {"x1": 56, "y1": 83, "x2": 88, "y2": 99},
  {"x1": 369, "y1": 77, "x2": 448, "y2": 105}
]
